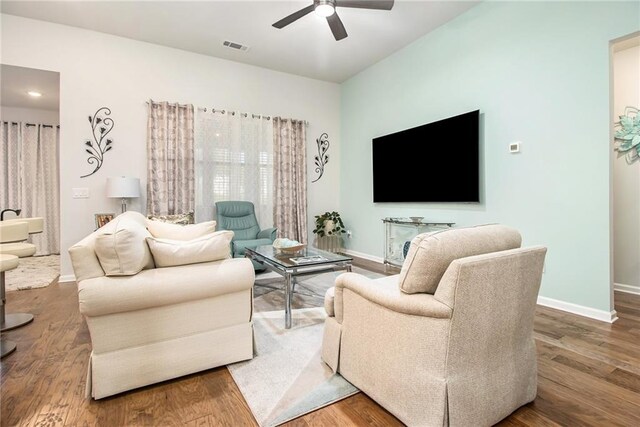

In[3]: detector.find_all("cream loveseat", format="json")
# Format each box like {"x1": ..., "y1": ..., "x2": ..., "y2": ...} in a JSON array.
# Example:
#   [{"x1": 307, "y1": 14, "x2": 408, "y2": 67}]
[
  {"x1": 322, "y1": 225, "x2": 547, "y2": 426},
  {"x1": 69, "y1": 211, "x2": 255, "y2": 399}
]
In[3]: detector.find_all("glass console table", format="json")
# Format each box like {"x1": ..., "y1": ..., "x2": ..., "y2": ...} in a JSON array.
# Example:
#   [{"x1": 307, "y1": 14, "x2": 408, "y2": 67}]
[{"x1": 383, "y1": 218, "x2": 454, "y2": 268}]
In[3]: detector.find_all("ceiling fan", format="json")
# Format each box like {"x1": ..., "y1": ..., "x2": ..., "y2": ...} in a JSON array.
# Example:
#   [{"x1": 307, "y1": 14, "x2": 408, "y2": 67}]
[{"x1": 272, "y1": 0, "x2": 395, "y2": 41}]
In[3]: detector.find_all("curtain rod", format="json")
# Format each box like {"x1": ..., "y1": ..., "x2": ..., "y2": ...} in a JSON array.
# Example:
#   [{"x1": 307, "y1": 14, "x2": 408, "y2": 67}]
[
  {"x1": 197, "y1": 108, "x2": 309, "y2": 126},
  {"x1": 199, "y1": 107, "x2": 273, "y2": 121},
  {"x1": 145, "y1": 100, "x2": 308, "y2": 125},
  {"x1": 2, "y1": 121, "x2": 60, "y2": 128}
]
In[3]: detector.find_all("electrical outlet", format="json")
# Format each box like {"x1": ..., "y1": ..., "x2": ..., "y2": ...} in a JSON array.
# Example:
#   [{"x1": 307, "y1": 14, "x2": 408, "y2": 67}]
[
  {"x1": 72, "y1": 187, "x2": 89, "y2": 199},
  {"x1": 346, "y1": 230, "x2": 353, "y2": 239},
  {"x1": 509, "y1": 141, "x2": 521, "y2": 153}
]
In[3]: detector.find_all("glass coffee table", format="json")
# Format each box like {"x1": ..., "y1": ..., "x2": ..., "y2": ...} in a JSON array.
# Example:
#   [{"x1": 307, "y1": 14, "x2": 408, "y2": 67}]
[{"x1": 245, "y1": 246, "x2": 352, "y2": 329}]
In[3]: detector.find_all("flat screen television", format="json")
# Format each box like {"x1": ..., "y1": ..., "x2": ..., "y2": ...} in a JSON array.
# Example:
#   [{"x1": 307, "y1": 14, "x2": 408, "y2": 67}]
[{"x1": 372, "y1": 110, "x2": 480, "y2": 203}]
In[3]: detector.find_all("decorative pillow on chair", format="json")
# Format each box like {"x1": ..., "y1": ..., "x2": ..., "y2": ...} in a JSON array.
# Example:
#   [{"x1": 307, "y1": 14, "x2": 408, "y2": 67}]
[
  {"x1": 146, "y1": 231, "x2": 234, "y2": 268},
  {"x1": 147, "y1": 211, "x2": 195, "y2": 225},
  {"x1": 398, "y1": 224, "x2": 522, "y2": 294},
  {"x1": 146, "y1": 219, "x2": 216, "y2": 240},
  {"x1": 94, "y1": 217, "x2": 155, "y2": 276}
]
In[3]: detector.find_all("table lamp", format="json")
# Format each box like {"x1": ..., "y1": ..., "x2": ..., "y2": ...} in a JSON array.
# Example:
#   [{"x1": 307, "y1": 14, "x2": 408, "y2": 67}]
[{"x1": 106, "y1": 176, "x2": 140, "y2": 213}]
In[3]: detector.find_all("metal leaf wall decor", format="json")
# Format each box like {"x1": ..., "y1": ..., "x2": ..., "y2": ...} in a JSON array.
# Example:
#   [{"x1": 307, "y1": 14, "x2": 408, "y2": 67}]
[
  {"x1": 312, "y1": 133, "x2": 330, "y2": 183},
  {"x1": 614, "y1": 106, "x2": 640, "y2": 164},
  {"x1": 81, "y1": 107, "x2": 114, "y2": 178}
]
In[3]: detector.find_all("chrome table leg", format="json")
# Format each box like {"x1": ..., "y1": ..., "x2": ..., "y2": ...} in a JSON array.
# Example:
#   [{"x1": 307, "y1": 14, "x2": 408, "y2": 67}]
[{"x1": 285, "y1": 272, "x2": 293, "y2": 329}]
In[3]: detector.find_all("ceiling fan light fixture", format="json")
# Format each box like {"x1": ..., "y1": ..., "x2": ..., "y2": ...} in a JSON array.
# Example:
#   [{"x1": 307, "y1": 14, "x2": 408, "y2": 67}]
[
  {"x1": 315, "y1": 1, "x2": 335, "y2": 17},
  {"x1": 273, "y1": 0, "x2": 394, "y2": 41}
]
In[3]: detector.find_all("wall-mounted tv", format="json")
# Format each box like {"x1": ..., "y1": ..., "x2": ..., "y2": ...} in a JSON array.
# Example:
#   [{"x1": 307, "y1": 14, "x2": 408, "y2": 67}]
[{"x1": 372, "y1": 110, "x2": 480, "y2": 203}]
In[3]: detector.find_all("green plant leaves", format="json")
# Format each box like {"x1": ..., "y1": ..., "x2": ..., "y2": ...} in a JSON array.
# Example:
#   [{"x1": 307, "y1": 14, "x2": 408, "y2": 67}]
[{"x1": 312, "y1": 211, "x2": 347, "y2": 236}]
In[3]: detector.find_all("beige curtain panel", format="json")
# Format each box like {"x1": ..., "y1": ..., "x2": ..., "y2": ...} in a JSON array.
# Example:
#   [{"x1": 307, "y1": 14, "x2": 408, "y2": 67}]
[
  {"x1": 146, "y1": 101, "x2": 195, "y2": 216},
  {"x1": 0, "y1": 122, "x2": 60, "y2": 255},
  {"x1": 273, "y1": 117, "x2": 307, "y2": 243},
  {"x1": 0, "y1": 122, "x2": 21, "y2": 211}
]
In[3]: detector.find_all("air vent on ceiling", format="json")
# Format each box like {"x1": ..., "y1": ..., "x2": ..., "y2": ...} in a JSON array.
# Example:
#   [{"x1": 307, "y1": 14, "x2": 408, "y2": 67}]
[{"x1": 223, "y1": 40, "x2": 250, "y2": 52}]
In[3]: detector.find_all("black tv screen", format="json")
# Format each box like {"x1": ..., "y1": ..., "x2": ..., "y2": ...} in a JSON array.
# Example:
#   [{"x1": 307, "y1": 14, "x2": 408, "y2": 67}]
[{"x1": 372, "y1": 110, "x2": 479, "y2": 203}]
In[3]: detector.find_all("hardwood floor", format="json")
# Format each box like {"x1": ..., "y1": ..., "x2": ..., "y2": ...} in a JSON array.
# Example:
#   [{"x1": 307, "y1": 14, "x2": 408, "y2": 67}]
[{"x1": 1, "y1": 268, "x2": 640, "y2": 426}]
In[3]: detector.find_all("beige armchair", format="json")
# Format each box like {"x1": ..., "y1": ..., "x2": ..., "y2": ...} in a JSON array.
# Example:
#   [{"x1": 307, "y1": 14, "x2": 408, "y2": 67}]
[{"x1": 322, "y1": 225, "x2": 546, "y2": 427}]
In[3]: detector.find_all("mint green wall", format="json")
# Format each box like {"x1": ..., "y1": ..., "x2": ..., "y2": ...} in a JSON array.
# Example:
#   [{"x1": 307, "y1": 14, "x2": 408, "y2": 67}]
[{"x1": 340, "y1": 1, "x2": 639, "y2": 313}]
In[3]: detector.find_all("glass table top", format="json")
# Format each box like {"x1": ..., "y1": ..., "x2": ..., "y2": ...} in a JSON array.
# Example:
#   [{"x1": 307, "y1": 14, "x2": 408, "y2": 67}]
[{"x1": 246, "y1": 245, "x2": 352, "y2": 269}]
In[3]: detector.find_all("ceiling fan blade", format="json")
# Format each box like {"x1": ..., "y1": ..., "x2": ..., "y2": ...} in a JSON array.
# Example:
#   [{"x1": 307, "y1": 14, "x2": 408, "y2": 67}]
[
  {"x1": 327, "y1": 12, "x2": 348, "y2": 41},
  {"x1": 335, "y1": 0, "x2": 394, "y2": 10},
  {"x1": 272, "y1": 4, "x2": 315, "y2": 29}
]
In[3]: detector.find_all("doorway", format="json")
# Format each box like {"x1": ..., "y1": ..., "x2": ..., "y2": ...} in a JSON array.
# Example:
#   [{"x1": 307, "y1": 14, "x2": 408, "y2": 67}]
[
  {"x1": 0, "y1": 64, "x2": 61, "y2": 290},
  {"x1": 611, "y1": 33, "x2": 640, "y2": 307}
]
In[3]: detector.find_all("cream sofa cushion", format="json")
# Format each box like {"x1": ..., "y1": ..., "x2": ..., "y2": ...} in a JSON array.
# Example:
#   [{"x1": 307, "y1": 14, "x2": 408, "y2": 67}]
[
  {"x1": 398, "y1": 224, "x2": 522, "y2": 294},
  {"x1": 69, "y1": 211, "x2": 149, "y2": 282},
  {"x1": 146, "y1": 219, "x2": 216, "y2": 241},
  {"x1": 94, "y1": 217, "x2": 155, "y2": 276},
  {"x1": 146, "y1": 231, "x2": 233, "y2": 268}
]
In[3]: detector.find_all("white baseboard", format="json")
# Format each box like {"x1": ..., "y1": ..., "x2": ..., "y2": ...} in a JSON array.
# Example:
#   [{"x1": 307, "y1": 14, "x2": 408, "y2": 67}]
[
  {"x1": 614, "y1": 282, "x2": 640, "y2": 295},
  {"x1": 327, "y1": 249, "x2": 620, "y2": 324},
  {"x1": 341, "y1": 249, "x2": 384, "y2": 264},
  {"x1": 537, "y1": 296, "x2": 618, "y2": 323},
  {"x1": 58, "y1": 274, "x2": 76, "y2": 283}
]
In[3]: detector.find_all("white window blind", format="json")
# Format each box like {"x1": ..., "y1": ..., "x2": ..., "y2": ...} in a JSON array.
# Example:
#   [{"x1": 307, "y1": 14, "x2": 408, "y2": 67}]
[{"x1": 194, "y1": 111, "x2": 274, "y2": 227}]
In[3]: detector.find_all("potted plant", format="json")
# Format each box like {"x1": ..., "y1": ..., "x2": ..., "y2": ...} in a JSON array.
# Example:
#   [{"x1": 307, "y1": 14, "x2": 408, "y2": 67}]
[{"x1": 313, "y1": 211, "x2": 346, "y2": 237}]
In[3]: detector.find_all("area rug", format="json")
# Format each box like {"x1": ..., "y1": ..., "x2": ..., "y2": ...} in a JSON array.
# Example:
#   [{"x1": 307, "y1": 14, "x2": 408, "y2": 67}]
[
  {"x1": 5, "y1": 254, "x2": 60, "y2": 291},
  {"x1": 227, "y1": 307, "x2": 359, "y2": 427}
]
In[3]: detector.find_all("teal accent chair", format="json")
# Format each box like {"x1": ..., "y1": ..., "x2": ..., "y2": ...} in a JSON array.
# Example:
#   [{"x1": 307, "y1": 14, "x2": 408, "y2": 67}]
[{"x1": 215, "y1": 201, "x2": 277, "y2": 270}]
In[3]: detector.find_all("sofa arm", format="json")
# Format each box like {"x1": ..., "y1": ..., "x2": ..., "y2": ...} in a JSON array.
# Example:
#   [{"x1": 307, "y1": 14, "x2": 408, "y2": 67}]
[
  {"x1": 257, "y1": 227, "x2": 277, "y2": 241},
  {"x1": 333, "y1": 272, "x2": 452, "y2": 324},
  {"x1": 78, "y1": 258, "x2": 255, "y2": 317}
]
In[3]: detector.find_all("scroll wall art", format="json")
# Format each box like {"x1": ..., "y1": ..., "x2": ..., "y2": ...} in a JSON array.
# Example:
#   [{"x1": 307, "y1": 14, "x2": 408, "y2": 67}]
[
  {"x1": 81, "y1": 107, "x2": 114, "y2": 178},
  {"x1": 312, "y1": 133, "x2": 330, "y2": 183}
]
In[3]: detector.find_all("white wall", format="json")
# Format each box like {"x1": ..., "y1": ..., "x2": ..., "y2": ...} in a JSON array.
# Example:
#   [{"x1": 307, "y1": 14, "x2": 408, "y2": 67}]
[
  {"x1": 0, "y1": 106, "x2": 59, "y2": 125},
  {"x1": 0, "y1": 14, "x2": 341, "y2": 278},
  {"x1": 613, "y1": 44, "x2": 640, "y2": 291}
]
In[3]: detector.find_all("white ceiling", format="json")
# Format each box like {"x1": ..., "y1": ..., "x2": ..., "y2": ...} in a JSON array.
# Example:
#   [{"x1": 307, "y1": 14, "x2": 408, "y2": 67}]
[
  {"x1": 0, "y1": 0, "x2": 479, "y2": 83},
  {"x1": 1, "y1": 64, "x2": 60, "y2": 110}
]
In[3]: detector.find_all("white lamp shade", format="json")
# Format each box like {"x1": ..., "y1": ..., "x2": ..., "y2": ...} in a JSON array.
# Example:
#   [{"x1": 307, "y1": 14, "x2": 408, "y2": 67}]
[{"x1": 106, "y1": 176, "x2": 140, "y2": 198}]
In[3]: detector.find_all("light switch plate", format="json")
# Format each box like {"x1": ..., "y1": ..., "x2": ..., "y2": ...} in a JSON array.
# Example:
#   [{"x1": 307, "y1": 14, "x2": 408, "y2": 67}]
[{"x1": 72, "y1": 187, "x2": 89, "y2": 198}]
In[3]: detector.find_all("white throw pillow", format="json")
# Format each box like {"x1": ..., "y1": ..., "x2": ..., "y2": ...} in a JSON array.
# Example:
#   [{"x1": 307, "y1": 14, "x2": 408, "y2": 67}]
[
  {"x1": 146, "y1": 230, "x2": 234, "y2": 268},
  {"x1": 146, "y1": 219, "x2": 216, "y2": 241},
  {"x1": 94, "y1": 217, "x2": 155, "y2": 276}
]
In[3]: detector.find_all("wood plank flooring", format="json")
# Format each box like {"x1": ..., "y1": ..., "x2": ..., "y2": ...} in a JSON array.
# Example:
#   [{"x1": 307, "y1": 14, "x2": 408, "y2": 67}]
[{"x1": 1, "y1": 265, "x2": 640, "y2": 426}]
